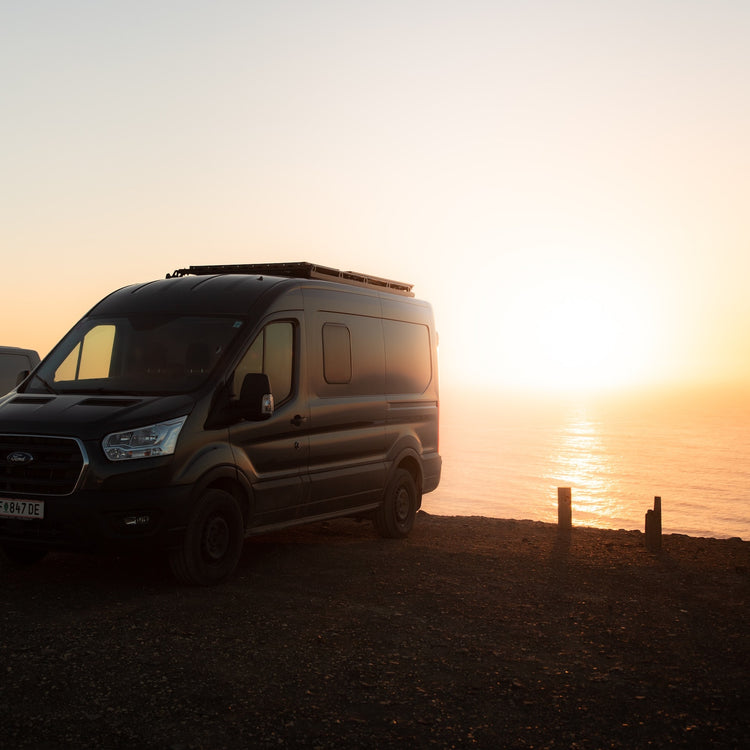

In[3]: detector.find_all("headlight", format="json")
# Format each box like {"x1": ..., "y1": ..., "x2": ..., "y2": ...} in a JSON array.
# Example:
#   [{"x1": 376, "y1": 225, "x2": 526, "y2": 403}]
[{"x1": 103, "y1": 416, "x2": 187, "y2": 461}]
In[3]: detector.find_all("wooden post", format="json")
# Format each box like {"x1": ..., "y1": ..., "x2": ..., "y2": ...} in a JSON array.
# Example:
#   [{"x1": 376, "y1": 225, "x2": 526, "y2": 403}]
[
  {"x1": 558, "y1": 487, "x2": 572, "y2": 529},
  {"x1": 645, "y1": 496, "x2": 662, "y2": 552}
]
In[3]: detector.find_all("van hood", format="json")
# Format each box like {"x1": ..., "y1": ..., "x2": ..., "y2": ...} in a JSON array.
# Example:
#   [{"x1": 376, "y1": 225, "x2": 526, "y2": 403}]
[{"x1": 0, "y1": 392, "x2": 195, "y2": 441}]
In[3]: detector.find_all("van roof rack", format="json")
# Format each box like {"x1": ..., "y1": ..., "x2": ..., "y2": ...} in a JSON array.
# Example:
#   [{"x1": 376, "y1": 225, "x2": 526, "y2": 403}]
[{"x1": 167, "y1": 262, "x2": 415, "y2": 297}]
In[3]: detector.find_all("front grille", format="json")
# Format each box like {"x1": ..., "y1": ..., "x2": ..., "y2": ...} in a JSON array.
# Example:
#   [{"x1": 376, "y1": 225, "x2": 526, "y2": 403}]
[{"x1": 0, "y1": 435, "x2": 87, "y2": 495}]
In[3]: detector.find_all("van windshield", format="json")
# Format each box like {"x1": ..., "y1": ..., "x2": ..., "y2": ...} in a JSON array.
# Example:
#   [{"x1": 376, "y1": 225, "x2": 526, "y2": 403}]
[{"x1": 27, "y1": 316, "x2": 245, "y2": 395}]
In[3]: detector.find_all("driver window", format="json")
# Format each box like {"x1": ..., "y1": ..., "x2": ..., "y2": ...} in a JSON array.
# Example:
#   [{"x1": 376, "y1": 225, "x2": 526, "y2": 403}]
[{"x1": 233, "y1": 321, "x2": 293, "y2": 403}]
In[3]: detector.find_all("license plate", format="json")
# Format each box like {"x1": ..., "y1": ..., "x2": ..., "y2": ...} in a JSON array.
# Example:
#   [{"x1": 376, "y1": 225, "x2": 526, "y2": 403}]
[{"x1": 0, "y1": 498, "x2": 45, "y2": 520}]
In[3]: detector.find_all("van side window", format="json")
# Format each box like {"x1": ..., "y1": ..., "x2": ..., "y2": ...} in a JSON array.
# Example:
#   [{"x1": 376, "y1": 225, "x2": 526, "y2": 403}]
[
  {"x1": 234, "y1": 321, "x2": 294, "y2": 403},
  {"x1": 322, "y1": 323, "x2": 352, "y2": 384},
  {"x1": 383, "y1": 320, "x2": 432, "y2": 393},
  {"x1": 55, "y1": 325, "x2": 116, "y2": 381}
]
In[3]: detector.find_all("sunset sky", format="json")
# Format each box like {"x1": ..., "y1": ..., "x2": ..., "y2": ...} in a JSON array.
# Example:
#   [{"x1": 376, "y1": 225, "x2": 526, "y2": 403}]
[{"x1": 3, "y1": 1, "x2": 749, "y2": 394}]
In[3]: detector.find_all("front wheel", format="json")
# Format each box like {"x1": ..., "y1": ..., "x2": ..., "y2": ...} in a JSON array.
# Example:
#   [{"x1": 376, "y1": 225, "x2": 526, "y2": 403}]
[
  {"x1": 375, "y1": 468, "x2": 418, "y2": 539},
  {"x1": 169, "y1": 489, "x2": 244, "y2": 586}
]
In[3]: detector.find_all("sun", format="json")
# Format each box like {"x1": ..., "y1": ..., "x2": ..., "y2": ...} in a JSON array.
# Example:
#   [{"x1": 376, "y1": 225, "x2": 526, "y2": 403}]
[
  {"x1": 523, "y1": 294, "x2": 623, "y2": 389},
  {"x1": 439, "y1": 250, "x2": 663, "y2": 394},
  {"x1": 491, "y1": 276, "x2": 658, "y2": 393}
]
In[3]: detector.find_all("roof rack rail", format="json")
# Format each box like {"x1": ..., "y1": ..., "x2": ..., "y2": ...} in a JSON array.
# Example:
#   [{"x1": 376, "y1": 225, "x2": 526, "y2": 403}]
[{"x1": 166, "y1": 262, "x2": 415, "y2": 297}]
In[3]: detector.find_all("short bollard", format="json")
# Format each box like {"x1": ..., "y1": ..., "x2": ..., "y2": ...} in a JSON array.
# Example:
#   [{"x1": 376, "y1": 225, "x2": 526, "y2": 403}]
[
  {"x1": 645, "y1": 496, "x2": 662, "y2": 552},
  {"x1": 558, "y1": 487, "x2": 572, "y2": 529}
]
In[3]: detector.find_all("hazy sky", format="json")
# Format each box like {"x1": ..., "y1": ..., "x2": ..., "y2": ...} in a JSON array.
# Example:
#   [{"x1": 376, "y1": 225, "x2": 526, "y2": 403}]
[{"x1": 2, "y1": 1, "x2": 749, "y2": 392}]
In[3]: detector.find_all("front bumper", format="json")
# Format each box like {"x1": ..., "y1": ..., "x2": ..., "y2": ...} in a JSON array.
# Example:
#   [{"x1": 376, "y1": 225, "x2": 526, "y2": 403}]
[{"x1": 0, "y1": 484, "x2": 194, "y2": 553}]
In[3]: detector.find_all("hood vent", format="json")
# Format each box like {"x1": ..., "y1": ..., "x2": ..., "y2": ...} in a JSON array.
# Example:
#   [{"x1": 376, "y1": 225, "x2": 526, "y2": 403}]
[{"x1": 78, "y1": 398, "x2": 141, "y2": 408}]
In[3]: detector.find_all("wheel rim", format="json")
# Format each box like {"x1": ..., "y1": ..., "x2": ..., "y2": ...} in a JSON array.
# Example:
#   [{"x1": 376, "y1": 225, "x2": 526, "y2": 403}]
[
  {"x1": 202, "y1": 514, "x2": 230, "y2": 561},
  {"x1": 394, "y1": 486, "x2": 411, "y2": 524}
]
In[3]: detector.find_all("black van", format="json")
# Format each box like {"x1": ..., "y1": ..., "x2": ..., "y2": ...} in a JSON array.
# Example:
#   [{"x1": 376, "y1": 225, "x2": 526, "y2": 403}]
[{"x1": 0, "y1": 263, "x2": 441, "y2": 584}]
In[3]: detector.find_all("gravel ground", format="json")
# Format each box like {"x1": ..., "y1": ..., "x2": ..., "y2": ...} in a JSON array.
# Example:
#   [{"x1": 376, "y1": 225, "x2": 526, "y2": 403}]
[{"x1": 1, "y1": 512, "x2": 749, "y2": 749}]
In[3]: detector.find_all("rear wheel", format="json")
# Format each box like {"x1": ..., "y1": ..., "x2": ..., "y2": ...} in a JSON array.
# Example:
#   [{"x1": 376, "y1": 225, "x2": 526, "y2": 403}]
[
  {"x1": 169, "y1": 489, "x2": 244, "y2": 586},
  {"x1": 375, "y1": 468, "x2": 418, "y2": 539},
  {"x1": 0, "y1": 543, "x2": 48, "y2": 567}
]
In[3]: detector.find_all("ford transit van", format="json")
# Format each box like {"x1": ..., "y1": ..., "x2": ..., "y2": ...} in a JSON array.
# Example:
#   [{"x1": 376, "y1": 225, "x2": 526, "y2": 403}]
[{"x1": 0, "y1": 263, "x2": 441, "y2": 584}]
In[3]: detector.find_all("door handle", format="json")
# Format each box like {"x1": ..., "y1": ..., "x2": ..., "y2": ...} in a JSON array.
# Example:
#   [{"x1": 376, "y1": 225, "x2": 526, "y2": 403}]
[{"x1": 290, "y1": 414, "x2": 308, "y2": 427}]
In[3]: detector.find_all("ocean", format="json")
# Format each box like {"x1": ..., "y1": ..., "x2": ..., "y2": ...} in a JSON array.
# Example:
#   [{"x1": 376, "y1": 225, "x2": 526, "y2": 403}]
[{"x1": 424, "y1": 385, "x2": 750, "y2": 540}]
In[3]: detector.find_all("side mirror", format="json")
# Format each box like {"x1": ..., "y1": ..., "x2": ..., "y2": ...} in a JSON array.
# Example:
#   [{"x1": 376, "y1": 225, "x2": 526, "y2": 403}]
[
  {"x1": 15, "y1": 370, "x2": 30, "y2": 386},
  {"x1": 239, "y1": 373, "x2": 274, "y2": 420}
]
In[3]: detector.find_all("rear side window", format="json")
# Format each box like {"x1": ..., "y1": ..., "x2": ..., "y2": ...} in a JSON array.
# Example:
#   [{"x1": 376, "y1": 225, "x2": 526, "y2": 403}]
[
  {"x1": 322, "y1": 323, "x2": 352, "y2": 384},
  {"x1": 384, "y1": 320, "x2": 432, "y2": 394},
  {"x1": 234, "y1": 321, "x2": 294, "y2": 403}
]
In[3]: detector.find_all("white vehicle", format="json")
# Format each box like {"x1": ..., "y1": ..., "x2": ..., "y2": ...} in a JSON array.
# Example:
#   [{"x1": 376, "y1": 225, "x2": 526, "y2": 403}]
[{"x1": 0, "y1": 347, "x2": 40, "y2": 395}]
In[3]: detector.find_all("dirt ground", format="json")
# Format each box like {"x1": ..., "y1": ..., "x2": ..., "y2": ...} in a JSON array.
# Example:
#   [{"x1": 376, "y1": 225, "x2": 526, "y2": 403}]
[{"x1": 1, "y1": 512, "x2": 749, "y2": 749}]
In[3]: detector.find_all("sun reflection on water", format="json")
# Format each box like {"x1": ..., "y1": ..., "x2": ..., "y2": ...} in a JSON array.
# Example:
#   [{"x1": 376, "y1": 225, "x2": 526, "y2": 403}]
[
  {"x1": 428, "y1": 387, "x2": 750, "y2": 538},
  {"x1": 546, "y1": 408, "x2": 619, "y2": 528}
]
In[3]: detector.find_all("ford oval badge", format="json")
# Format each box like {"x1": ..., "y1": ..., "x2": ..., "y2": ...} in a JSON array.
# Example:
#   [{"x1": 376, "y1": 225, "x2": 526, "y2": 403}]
[{"x1": 7, "y1": 451, "x2": 34, "y2": 464}]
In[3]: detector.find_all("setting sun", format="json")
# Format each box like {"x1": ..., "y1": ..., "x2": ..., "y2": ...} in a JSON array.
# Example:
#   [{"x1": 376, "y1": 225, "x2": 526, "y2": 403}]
[
  {"x1": 499, "y1": 275, "x2": 658, "y2": 392},
  {"x1": 441, "y1": 250, "x2": 663, "y2": 394}
]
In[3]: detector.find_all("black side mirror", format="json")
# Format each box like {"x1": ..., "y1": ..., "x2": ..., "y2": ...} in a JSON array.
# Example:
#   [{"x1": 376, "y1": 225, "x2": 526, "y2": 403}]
[
  {"x1": 239, "y1": 373, "x2": 274, "y2": 420},
  {"x1": 15, "y1": 370, "x2": 30, "y2": 386}
]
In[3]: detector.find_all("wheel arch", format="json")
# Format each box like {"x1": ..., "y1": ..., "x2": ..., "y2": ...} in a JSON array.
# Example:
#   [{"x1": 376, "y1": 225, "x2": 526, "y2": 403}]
[
  {"x1": 188, "y1": 466, "x2": 253, "y2": 531},
  {"x1": 388, "y1": 447, "x2": 424, "y2": 507}
]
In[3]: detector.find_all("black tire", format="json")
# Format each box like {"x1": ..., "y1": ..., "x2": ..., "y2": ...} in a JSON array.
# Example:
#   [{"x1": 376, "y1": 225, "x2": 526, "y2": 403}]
[
  {"x1": 0, "y1": 543, "x2": 48, "y2": 567},
  {"x1": 169, "y1": 489, "x2": 244, "y2": 586},
  {"x1": 375, "y1": 468, "x2": 418, "y2": 539}
]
